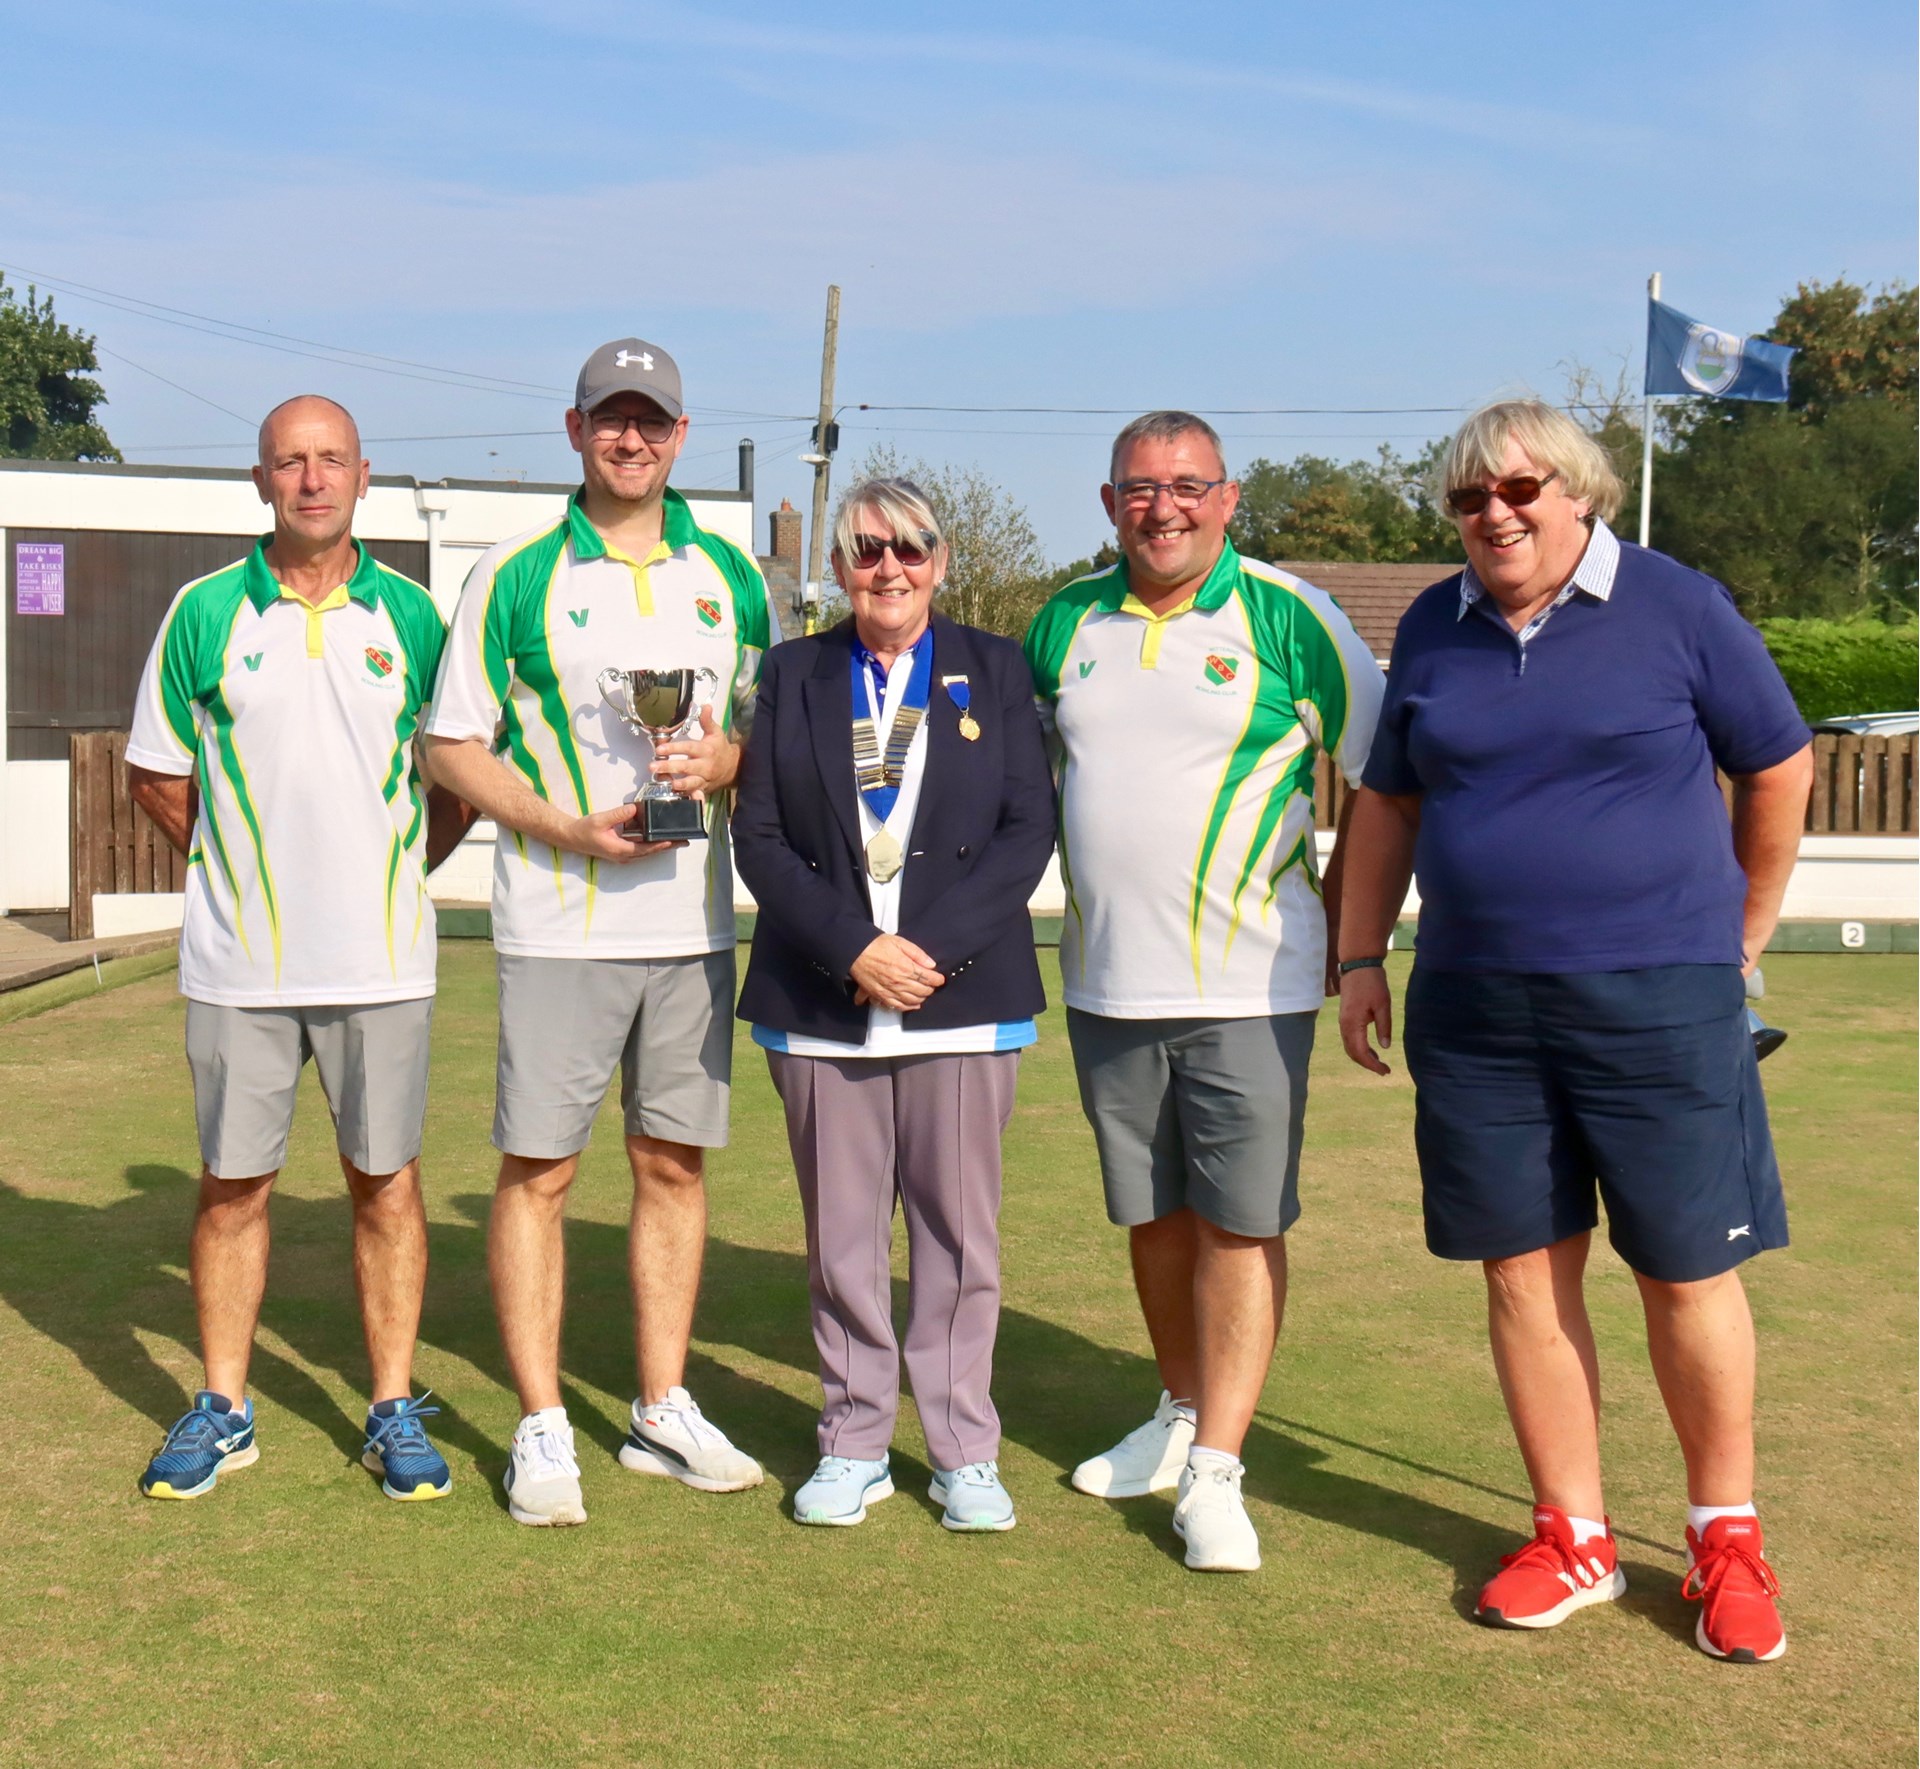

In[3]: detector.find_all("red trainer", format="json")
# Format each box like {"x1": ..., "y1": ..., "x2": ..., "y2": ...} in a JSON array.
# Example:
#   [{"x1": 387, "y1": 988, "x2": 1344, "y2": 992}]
[
  {"x1": 1683, "y1": 1516, "x2": 1786, "y2": 1663},
  {"x1": 1476, "y1": 1505, "x2": 1627, "y2": 1629}
]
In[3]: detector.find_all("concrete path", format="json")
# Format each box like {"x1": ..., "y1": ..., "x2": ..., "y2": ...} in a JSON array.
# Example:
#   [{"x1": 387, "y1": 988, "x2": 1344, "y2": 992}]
[{"x1": 0, "y1": 915, "x2": 178, "y2": 994}]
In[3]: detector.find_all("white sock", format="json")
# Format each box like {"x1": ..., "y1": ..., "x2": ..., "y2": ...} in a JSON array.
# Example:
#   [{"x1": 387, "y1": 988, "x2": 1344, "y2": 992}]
[
  {"x1": 1188, "y1": 1444, "x2": 1242, "y2": 1472},
  {"x1": 1566, "y1": 1514, "x2": 1609, "y2": 1545},
  {"x1": 520, "y1": 1405, "x2": 568, "y2": 1435},
  {"x1": 1688, "y1": 1501, "x2": 1756, "y2": 1535}
]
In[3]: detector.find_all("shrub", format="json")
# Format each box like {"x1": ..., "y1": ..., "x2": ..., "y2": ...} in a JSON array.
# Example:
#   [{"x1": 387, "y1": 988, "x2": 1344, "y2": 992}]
[{"x1": 1755, "y1": 618, "x2": 1918, "y2": 722}]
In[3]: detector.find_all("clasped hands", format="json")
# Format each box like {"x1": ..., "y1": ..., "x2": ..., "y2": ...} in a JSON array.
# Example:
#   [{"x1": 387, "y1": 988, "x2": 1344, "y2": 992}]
[{"x1": 851, "y1": 934, "x2": 945, "y2": 1013}]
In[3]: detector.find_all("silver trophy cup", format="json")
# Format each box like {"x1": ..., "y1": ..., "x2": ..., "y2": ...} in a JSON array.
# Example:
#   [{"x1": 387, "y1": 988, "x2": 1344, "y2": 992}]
[{"x1": 597, "y1": 665, "x2": 719, "y2": 842}]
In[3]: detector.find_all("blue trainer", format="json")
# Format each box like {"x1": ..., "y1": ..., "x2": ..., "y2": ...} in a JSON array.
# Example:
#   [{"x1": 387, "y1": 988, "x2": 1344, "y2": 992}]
[
  {"x1": 362, "y1": 1393, "x2": 452, "y2": 1501},
  {"x1": 140, "y1": 1391, "x2": 257, "y2": 1499},
  {"x1": 929, "y1": 1460, "x2": 1016, "y2": 1532},
  {"x1": 793, "y1": 1455, "x2": 893, "y2": 1526}
]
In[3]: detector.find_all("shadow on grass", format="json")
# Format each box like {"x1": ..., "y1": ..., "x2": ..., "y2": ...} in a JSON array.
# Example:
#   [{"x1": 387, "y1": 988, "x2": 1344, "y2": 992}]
[{"x1": 3, "y1": 1167, "x2": 1525, "y2": 1594}]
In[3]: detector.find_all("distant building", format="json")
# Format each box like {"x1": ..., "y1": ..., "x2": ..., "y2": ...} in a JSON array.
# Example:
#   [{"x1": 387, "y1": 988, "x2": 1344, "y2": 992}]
[
  {"x1": 757, "y1": 498, "x2": 807, "y2": 640},
  {"x1": 1278, "y1": 560, "x2": 1453, "y2": 664}
]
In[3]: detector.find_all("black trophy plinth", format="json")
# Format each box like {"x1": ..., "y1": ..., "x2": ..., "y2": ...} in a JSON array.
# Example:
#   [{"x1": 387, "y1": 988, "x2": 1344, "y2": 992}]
[{"x1": 641, "y1": 795, "x2": 708, "y2": 842}]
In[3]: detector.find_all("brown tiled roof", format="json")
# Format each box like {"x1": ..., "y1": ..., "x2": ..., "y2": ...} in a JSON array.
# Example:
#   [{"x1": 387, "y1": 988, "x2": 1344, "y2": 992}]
[{"x1": 1277, "y1": 561, "x2": 1458, "y2": 661}]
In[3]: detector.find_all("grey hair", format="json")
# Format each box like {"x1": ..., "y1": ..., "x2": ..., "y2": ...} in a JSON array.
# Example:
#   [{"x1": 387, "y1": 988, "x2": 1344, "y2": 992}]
[
  {"x1": 1108, "y1": 410, "x2": 1228, "y2": 483},
  {"x1": 830, "y1": 476, "x2": 945, "y2": 561},
  {"x1": 1437, "y1": 398, "x2": 1625, "y2": 526}
]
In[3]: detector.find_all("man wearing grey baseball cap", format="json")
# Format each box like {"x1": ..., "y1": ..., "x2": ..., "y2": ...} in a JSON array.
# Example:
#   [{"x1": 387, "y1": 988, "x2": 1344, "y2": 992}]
[{"x1": 425, "y1": 338, "x2": 780, "y2": 1526}]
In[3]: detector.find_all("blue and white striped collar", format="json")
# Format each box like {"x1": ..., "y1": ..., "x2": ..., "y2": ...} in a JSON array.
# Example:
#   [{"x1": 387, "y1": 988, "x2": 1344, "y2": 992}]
[{"x1": 1457, "y1": 517, "x2": 1621, "y2": 619}]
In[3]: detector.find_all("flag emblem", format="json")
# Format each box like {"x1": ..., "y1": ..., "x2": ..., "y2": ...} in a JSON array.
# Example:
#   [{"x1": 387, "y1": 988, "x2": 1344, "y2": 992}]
[
  {"x1": 364, "y1": 647, "x2": 394, "y2": 678},
  {"x1": 695, "y1": 597, "x2": 722, "y2": 629},
  {"x1": 1204, "y1": 654, "x2": 1238, "y2": 685},
  {"x1": 1679, "y1": 326, "x2": 1743, "y2": 395}
]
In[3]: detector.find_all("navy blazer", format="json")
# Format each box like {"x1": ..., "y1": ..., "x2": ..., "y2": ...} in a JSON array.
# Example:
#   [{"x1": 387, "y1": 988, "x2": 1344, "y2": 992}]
[{"x1": 733, "y1": 613, "x2": 1056, "y2": 1043}]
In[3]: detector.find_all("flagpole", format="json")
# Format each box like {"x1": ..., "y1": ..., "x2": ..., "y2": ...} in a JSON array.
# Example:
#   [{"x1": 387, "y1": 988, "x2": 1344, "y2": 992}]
[{"x1": 1639, "y1": 270, "x2": 1660, "y2": 547}]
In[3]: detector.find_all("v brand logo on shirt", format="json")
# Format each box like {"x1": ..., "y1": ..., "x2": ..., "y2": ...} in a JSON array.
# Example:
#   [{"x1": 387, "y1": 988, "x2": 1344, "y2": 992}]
[
  {"x1": 243, "y1": 653, "x2": 263, "y2": 672},
  {"x1": 1078, "y1": 660, "x2": 1096, "y2": 678},
  {"x1": 568, "y1": 609, "x2": 590, "y2": 627}
]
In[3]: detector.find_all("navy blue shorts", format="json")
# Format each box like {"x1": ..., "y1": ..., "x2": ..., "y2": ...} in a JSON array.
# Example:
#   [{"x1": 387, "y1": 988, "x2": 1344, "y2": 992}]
[{"x1": 1402, "y1": 964, "x2": 1788, "y2": 1282}]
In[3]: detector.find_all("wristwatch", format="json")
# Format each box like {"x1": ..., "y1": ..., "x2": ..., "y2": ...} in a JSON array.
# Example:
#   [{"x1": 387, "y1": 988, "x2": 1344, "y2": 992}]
[{"x1": 1337, "y1": 956, "x2": 1386, "y2": 975}]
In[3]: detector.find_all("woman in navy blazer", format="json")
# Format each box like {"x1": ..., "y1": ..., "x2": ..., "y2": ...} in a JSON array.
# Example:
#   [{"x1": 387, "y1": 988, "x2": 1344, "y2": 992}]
[{"x1": 733, "y1": 476, "x2": 1055, "y2": 1532}]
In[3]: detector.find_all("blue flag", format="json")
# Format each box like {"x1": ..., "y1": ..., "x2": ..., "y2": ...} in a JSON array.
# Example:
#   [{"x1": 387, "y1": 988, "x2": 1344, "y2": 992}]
[{"x1": 1645, "y1": 298, "x2": 1795, "y2": 401}]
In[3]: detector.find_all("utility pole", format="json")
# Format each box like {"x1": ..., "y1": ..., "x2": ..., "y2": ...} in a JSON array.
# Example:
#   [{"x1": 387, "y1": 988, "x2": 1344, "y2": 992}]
[
  {"x1": 1639, "y1": 270, "x2": 1660, "y2": 548},
  {"x1": 801, "y1": 285, "x2": 841, "y2": 637}
]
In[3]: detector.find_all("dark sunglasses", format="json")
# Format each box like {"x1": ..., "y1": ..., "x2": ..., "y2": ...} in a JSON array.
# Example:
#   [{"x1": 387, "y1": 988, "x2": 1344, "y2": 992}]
[
  {"x1": 846, "y1": 530, "x2": 937, "y2": 569},
  {"x1": 1444, "y1": 470, "x2": 1559, "y2": 518}
]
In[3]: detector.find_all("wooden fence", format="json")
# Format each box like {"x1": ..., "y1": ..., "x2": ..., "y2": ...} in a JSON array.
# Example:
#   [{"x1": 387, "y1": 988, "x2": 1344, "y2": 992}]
[
  {"x1": 1311, "y1": 732, "x2": 1916, "y2": 834},
  {"x1": 61, "y1": 729, "x2": 1916, "y2": 938},
  {"x1": 68, "y1": 731, "x2": 187, "y2": 940}
]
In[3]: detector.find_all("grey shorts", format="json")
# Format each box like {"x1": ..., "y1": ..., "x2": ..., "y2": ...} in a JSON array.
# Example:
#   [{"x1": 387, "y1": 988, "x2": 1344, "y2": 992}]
[
  {"x1": 494, "y1": 951, "x2": 735, "y2": 1159},
  {"x1": 185, "y1": 996, "x2": 434, "y2": 1180},
  {"x1": 1065, "y1": 1007, "x2": 1317, "y2": 1239}
]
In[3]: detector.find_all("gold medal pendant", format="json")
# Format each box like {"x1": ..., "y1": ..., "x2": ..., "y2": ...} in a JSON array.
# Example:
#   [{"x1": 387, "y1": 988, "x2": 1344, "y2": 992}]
[
  {"x1": 865, "y1": 829, "x2": 904, "y2": 883},
  {"x1": 958, "y1": 713, "x2": 981, "y2": 742}
]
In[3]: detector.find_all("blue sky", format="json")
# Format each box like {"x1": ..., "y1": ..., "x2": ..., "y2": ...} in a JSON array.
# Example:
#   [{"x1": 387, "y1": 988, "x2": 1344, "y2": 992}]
[{"x1": 3, "y1": 0, "x2": 1913, "y2": 562}]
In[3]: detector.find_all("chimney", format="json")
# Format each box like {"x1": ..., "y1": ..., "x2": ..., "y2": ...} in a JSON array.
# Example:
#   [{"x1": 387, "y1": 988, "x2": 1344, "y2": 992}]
[{"x1": 769, "y1": 498, "x2": 802, "y2": 563}]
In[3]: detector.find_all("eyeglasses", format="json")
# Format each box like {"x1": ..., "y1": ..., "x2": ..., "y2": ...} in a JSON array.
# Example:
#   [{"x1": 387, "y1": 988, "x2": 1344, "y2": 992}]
[
  {"x1": 1111, "y1": 477, "x2": 1226, "y2": 510},
  {"x1": 1444, "y1": 470, "x2": 1560, "y2": 517},
  {"x1": 845, "y1": 530, "x2": 937, "y2": 569},
  {"x1": 583, "y1": 408, "x2": 677, "y2": 444}
]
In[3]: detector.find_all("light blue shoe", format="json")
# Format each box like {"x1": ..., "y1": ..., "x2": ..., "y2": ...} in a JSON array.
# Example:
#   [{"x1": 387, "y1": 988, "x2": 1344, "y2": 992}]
[
  {"x1": 793, "y1": 1455, "x2": 893, "y2": 1526},
  {"x1": 929, "y1": 1460, "x2": 1016, "y2": 1532}
]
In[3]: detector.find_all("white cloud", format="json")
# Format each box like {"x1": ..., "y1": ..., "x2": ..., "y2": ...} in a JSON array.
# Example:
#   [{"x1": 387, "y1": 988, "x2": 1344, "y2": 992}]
[{"x1": 10, "y1": 144, "x2": 1444, "y2": 332}]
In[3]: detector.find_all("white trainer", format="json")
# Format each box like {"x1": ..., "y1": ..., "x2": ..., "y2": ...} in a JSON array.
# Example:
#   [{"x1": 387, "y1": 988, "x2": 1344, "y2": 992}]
[
  {"x1": 1172, "y1": 1456, "x2": 1261, "y2": 1572},
  {"x1": 505, "y1": 1411, "x2": 586, "y2": 1527},
  {"x1": 1070, "y1": 1390, "x2": 1196, "y2": 1498},
  {"x1": 618, "y1": 1386, "x2": 765, "y2": 1492}
]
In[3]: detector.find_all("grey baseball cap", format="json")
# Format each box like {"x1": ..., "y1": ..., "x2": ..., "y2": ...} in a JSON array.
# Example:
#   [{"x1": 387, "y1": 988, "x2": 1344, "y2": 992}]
[{"x1": 575, "y1": 338, "x2": 683, "y2": 420}]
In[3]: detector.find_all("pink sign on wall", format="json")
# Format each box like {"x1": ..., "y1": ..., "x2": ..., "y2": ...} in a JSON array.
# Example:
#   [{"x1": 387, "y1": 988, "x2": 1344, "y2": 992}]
[{"x1": 15, "y1": 542, "x2": 65, "y2": 615}]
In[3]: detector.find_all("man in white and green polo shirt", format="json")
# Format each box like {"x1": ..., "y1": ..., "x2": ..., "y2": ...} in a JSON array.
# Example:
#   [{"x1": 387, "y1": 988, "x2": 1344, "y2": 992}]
[
  {"x1": 128, "y1": 394, "x2": 472, "y2": 1506},
  {"x1": 1024, "y1": 410, "x2": 1382, "y2": 1574},
  {"x1": 424, "y1": 338, "x2": 779, "y2": 1527}
]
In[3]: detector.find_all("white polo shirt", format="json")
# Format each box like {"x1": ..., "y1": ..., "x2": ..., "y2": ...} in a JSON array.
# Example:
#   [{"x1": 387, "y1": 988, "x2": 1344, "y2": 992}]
[
  {"x1": 426, "y1": 488, "x2": 778, "y2": 959},
  {"x1": 126, "y1": 539, "x2": 448, "y2": 1007},
  {"x1": 1024, "y1": 541, "x2": 1383, "y2": 1018}
]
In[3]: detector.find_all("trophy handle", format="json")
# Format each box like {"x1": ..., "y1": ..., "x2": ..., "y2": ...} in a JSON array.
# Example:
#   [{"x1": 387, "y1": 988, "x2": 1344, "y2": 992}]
[
  {"x1": 596, "y1": 668, "x2": 633, "y2": 723},
  {"x1": 693, "y1": 667, "x2": 720, "y2": 710}
]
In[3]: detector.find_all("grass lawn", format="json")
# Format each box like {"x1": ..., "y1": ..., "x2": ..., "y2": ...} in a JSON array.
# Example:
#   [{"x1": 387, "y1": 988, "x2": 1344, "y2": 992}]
[{"x1": 0, "y1": 948, "x2": 1912, "y2": 1768}]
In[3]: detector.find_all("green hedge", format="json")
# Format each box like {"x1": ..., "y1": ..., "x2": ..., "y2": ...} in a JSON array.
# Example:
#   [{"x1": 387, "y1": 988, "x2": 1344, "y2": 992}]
[{"x1": 1756, "y1": 618, "x2": 1918, "y2": 723}]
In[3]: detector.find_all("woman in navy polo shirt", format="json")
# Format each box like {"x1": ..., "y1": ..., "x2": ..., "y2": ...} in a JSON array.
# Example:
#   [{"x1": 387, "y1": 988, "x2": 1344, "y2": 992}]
[{"x1": 1336, "y1": 399, "x2": 1811, "y2": 1664}]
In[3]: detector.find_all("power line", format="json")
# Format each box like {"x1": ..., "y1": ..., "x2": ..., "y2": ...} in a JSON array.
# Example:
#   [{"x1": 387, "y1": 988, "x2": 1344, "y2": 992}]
[
  {"x1": 96, "y1": 345, "x2": 255, "y2": 428},
  {"x1": 5, "y1": 262, "x2": 566, "y2": 399}
]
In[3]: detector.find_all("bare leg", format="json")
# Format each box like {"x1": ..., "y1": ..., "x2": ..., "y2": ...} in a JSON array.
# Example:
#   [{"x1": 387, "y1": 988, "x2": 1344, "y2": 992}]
[
  {"x1": 489, "y1": 1153, "x2": 579, "y2": 1414},
  {"x1": 1484, "y1": 1233, "x2": 1605, "y2": 1518},
  {"x1": 1129, "y1": 1208, "x2": 1199, "y2": 1402},
  {"x1": 1192, "y1": 1222, "x2": 1287, "y2": 1456},
  {"x1": 344, "y1": 1156, "x2": 428, "y2": 1404},
  {"x1": 628, "y1": 1134, "x2": 707, "y2": 1403},
  {"x1": 1636, "y1": 1268, "x2": 1756, "y2": 1506},
  {"x1": 192, "y1": 1167, "x2": 276, "y2": 1403}
]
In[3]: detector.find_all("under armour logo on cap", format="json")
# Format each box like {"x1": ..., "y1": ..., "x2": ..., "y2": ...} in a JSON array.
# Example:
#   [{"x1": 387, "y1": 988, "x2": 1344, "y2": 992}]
[{"x1": 576, "y1": 338, "x2": 682, "y2": 420}]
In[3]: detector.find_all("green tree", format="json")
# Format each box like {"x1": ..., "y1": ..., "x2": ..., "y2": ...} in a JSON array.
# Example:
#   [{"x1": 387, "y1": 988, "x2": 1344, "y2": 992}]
[
  {"x1": 0, "y1": 278, "x2": 119, "y2": 461},
  {"x1": 1229, "y1": 444, "x2": 1460, "y2": 565},
  {"x1": 1655, "y1": 279, "x2": 1917, "y2": 618}
]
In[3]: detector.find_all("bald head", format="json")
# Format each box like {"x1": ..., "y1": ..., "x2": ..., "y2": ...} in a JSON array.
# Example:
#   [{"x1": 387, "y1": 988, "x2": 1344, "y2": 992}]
[
  {"x1": 258, "y1": 394, "x2": 360, "y2": 466},
  {"x1": 252, "y1": 394, "x2": 370, "y2": 559}
]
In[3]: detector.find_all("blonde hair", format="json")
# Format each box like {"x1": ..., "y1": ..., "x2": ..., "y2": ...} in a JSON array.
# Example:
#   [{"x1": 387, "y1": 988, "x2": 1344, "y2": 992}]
[
  {"x1": 1438, "y1": 398, "x2": 1624, "y2": 525},
  {"x1": 830, "y1": 476, "x2": 944, "y2": 561}
]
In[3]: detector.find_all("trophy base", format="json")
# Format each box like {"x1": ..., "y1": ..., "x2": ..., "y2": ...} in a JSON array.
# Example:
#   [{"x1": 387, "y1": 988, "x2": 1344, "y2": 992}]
[{"x1": 640, "y1": 795, "x2": 708, "y2": 842}]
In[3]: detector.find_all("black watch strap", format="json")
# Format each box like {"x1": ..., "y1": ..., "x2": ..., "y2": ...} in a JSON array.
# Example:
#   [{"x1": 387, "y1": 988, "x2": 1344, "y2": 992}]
[{"x1": 1338, "y1": 956, "x2": 1386, "y2": 975}]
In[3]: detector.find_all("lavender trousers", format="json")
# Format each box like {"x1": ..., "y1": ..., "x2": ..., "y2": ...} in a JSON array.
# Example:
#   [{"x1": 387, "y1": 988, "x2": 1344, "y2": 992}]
[{"x1": 765, "y1": 1049, "x2": 1019, "y2": 1469}]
